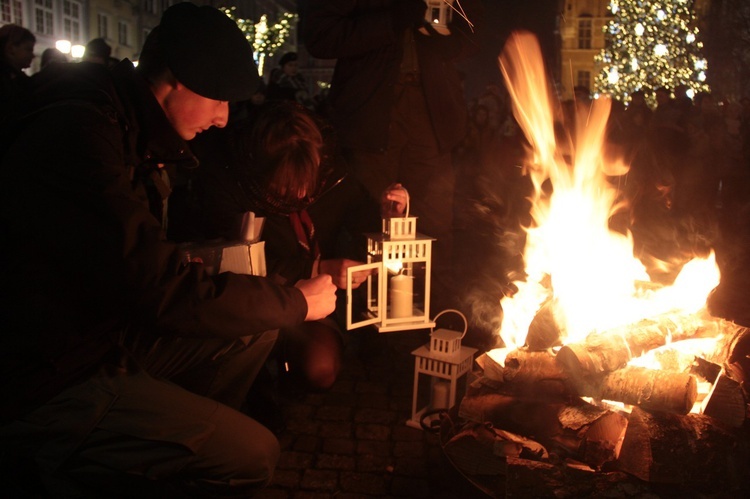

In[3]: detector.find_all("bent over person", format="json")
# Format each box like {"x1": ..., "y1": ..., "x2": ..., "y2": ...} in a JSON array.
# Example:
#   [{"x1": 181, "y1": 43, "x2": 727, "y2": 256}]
[{"x1": 0, "y1": 4, "x2": 336, "y2": 497}]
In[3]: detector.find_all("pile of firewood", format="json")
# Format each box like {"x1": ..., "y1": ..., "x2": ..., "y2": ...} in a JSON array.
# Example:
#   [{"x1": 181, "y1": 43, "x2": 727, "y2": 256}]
[{"x1": 444, "y1": 313, "x2": 750, "y2": 496}]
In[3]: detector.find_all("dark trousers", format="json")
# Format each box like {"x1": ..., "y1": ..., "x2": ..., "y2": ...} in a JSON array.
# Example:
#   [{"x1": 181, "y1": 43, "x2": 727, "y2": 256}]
[{"x1": 0, "y1": 330, "x2": 279, "y2": 498}]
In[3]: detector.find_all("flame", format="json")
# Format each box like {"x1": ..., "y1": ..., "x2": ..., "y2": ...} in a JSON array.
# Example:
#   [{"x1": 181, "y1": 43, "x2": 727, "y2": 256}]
[{"x1": 496, "y1": 31, "x2": 719, "y2": 351}]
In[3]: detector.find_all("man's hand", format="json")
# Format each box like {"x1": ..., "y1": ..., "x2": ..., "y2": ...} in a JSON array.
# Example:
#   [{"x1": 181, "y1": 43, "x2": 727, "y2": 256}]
[
  {"x1": 319, "y1": 258, "x2": 373, "y2": 289},
  {"x1": 295, "y1": 274, "x2": 337, "y2": 321},
  {"x1": 381, "y1": 182, "x2": 409, "y2": 218}
]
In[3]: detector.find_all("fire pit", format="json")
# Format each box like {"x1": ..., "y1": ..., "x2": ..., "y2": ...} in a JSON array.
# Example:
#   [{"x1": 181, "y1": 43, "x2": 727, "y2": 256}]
[{"x1": 442, "y1": 31, "x2": 750, "y2": 496}]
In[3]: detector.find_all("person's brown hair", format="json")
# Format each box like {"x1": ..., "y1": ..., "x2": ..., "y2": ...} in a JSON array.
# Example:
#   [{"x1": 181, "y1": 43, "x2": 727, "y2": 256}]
[{"x1": 244, "y1": 101, "x2": 323, "y2": 205}]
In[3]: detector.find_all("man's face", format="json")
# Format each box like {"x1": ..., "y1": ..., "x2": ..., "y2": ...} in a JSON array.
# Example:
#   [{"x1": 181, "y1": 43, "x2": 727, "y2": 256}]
[
  {"x1": 8, "y1": 40, "x2": 35, "y2": 70},
  {"x1": 282, "y1": 60, "x2": 298, "y2": 76},
  {"x1": 162, "y1": 82, "x2": 229, "y2": 140}
]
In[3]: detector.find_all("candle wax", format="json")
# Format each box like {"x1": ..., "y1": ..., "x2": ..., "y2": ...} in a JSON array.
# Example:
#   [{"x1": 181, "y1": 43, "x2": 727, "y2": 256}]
[{"x1": 389, "y1": 274, "x2": 413, "y2": 318}]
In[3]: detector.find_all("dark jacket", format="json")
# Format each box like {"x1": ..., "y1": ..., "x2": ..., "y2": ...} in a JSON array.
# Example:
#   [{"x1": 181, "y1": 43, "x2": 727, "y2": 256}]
[
  {"x1": 169, "y1": 122, "x2": 379, "y2": 286},
  {"x1": 303, "y1": 0, "x2": 481, "y2": 153},
  {"x1": 0, "y1": 61, "x2": 308, "y2": 421}
]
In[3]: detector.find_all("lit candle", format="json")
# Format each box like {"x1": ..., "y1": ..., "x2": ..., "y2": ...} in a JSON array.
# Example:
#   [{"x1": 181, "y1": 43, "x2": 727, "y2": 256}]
[{"x1": 389, "y1": 272, "x2": 413, "y2": 318}]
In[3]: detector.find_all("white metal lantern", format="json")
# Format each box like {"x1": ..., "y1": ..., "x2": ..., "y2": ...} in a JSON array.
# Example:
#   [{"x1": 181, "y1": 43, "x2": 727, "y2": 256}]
[
  {"x1": 346, "y1": 204, "x2": 435, "y2": 333},
  {"x1": 407, "y1": 310, "x2": 477, "y2": 429},
  {"x1": 424, "y1": 0, "x2": 454, "y2": 35}
]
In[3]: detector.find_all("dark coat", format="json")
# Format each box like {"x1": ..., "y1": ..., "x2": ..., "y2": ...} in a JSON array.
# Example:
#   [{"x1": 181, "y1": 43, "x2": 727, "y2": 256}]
[
  {"x1": 303, "y1": 0, "x2": 481, "y2": 153},
  {"x1": 0, "y1": 61, "x2": 308, "y2": 421},
  {"x1": 169, "y1": 123, "x2": 380, "y2": 286}
]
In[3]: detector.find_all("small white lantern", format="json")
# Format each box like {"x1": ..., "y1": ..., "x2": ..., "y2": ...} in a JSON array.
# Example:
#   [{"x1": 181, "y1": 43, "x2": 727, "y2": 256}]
[
  {"x1": 346, "y1": 209, "x2": 435, "y2": 333},
  {"x1": 424, "y1": 0, "x2": 454, "y2": 35},
  {"x1": 407, "y1": 310, "x2": 477, "y2": 430}
]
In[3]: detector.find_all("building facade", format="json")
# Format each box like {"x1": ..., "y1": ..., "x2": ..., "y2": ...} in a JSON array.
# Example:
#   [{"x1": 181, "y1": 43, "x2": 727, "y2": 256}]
[{"x1": 558, "y1": 0, "x2": 612, "y2": 100}]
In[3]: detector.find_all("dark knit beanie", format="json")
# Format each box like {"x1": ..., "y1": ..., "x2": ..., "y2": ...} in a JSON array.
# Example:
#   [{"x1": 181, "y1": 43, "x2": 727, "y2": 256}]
[{"x1": 155, "y1": 2, "x2": 259, "y2": 102}]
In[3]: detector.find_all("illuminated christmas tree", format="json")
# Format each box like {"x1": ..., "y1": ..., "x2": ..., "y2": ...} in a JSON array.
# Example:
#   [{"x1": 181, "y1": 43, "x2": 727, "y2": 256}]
[
  {"x1": 221, "y1": 7, "x2": 297, "y2": 76},
  {"x1": 594, "y1": 0, "x2": 709, "y2": 106}
]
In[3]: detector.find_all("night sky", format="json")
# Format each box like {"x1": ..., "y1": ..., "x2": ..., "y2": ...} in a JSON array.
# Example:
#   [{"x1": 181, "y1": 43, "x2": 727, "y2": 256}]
[{"x1": 461, "y1": 0, "x2": 559, "y2": 99}]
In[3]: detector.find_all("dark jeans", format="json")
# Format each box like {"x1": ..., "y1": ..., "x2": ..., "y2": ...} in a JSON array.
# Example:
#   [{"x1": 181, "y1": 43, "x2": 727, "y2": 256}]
[{"x1": 0, "y1": 330, "x2": 278, "y2": 498}]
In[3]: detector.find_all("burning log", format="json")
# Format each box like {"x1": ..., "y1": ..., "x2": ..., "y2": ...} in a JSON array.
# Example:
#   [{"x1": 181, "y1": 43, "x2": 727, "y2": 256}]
[
  {"x1": 479, "y1": 348, "x2": 697, "y2": 414},
  {"x1": 477, "y1": 348, "x2": 573, "y2": 400},
  {"x1": 615, "y1": 407, "x2": 750, "y2": 493},
  {"x1": 586, "y1": 365, "x2": 697, "y2": 415},
  {"x1": 700, "y1": 371, "x2": 747, "y2": 428},
  {"x1": 555, "y1": 311, "x2": 724, "y2": 379},
  {"x1": 459, "y1": 380, "x2": 628, "y2": 469}
]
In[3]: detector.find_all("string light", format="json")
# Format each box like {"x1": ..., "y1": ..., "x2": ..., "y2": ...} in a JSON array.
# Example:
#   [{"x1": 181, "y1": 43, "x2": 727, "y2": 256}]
[
  {"x1": 594, "y1": 0, "x2": 710, "y2": 107},
  {"x1": 221, "y1": 7, "x2": 298, "y2": 75}
]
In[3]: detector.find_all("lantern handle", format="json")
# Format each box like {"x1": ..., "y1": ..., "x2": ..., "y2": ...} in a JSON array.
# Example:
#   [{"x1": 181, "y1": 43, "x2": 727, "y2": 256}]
[
  {"x1": 383, "y1": 184, "x2": 410, "y2": 219},
  {"x1": 431, "y1": 309, "x2": 468, "y2": 340}
]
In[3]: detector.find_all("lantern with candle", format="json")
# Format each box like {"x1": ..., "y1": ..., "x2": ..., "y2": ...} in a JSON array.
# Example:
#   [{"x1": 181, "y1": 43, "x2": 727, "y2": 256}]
[
  {"x1": 407, "y1": 309, "x2": 477, "y2": 430},
  {"x1": 423, "y1": 0, "x2": 454, "y2": 35},
  {"x1": 345, "y1": 190, "x2": 435, "y2": 332}
]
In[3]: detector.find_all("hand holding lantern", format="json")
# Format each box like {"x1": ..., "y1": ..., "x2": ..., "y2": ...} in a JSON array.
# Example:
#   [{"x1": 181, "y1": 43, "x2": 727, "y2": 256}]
[{"x1": 345, "y1": 185, "x2": 436, "y2": 333}]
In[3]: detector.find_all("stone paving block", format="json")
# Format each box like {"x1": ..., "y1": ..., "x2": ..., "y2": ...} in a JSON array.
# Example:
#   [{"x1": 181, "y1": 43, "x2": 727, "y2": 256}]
[
  {"x1": 392, "y1": 456, "x2": 429, "y2": 478},
  {"x1": 390, "y1": 475, "x2": 432, "y2": 497},
  {"x1": 355, "y1": 380, "x2": 388, "y2": 395},
  {"x1": 339, "y1": 471, "x2": 388, "y2": 496},
  {"x1": 318, "y1": 421, "x2": 352, "y2": 438},
  {"x1": 315, "y1": 453, "x2": 356, "y2": 471},
  {"x1": 354, "y1": 423, "x2": 390, "y2": 440},
  {"x1": 393, "y1": 440, "x2": 424, "y2": 458},
  {"x1": 291, "y1": 492, "x2": 336, "y2": 499},
  {"x1": 284, "y1": 402, "x2": 316, "y2": 420},
  {"x1": 316, "y1": 405, "x2": 353, "y2": 421},
  {"x1": 328, "y1": 378, "x2": 355, "y2": 394},
  {"x1": 389, "y1": 394, "x2": 414, "y2": 412},
  {"x1": 353, "y1": 407, "x2": 398, "y2": 425},
  {"x1": 277, "y1": 432, "x2": 296, "y2": 450},
  {"x1": 253, "y1": 488, "x2": 290, "y2": 499},
  {"x1": 269, "y1": 469, "x2": 302, "y2": 488},
  {"x1": 285, "y1": 418, "x2": 320, "y2": 435},
  {"x1": 322, "y1": 437, "x2": 356, "y2": 455},
  {"x1": 292, "y1": 435, "x2": 320, "y2": 453},
  {"x1": 322, "y1": 390, "x2": 357, "y2": 407},
  {"x1": 391, "y1": 424, "x2": 425, "y2": 442},
  {"x1": 278, "y1": 451, "x2": 314, "y2": 470},
  {"x1": 300, "y1": 469, "x2": 339, "y2": 492},
  {"x1": 356, "y1": 439, "x2": 391, "y2": 457},
  {"x1": 356, "y1": 391, "x2": 390, "y2": 409},
  {"x1": 356, "y1": 454, "x2": 393, "y2": 473}
]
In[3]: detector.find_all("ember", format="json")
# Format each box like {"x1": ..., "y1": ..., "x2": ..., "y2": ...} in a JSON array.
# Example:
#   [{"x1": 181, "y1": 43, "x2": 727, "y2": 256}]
[{"x1": 445, "y1": 31, "x2": 750, "y2": 496}]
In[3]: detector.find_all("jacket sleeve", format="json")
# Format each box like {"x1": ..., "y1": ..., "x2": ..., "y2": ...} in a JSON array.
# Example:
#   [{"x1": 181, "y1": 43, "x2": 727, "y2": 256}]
[
  {"x1": 2, "y1": 102, "x2": 308, "y2": 342},
  {"x1": 303, "y1": 0, "x2": 400, "y2": 59}
]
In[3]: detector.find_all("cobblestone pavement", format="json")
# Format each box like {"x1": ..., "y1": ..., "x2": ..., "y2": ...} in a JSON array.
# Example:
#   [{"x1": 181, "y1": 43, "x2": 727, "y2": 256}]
[{"x1": 255, "y1": 328, "x2": 491, "y2": 499}]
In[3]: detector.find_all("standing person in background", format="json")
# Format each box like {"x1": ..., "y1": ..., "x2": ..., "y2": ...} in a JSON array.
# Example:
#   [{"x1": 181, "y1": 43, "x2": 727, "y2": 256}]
[
  {"x1": 82, "y1": 37, "x2": 112, "y2": 65},
  {"x1": 0, "y1": 24, "x2": 35, "y2": 110},
  {"x1": 267, "y1": 51, "x2": 314, "y2": 109},
  {"x1": 39, "y1": 47, "x2": 68, "y2": 69},
  {"x1": 303, "y1": 0, "x2": 483, "y2": 316},
  {"x1": 0, "y1": 4, "x2": 336, "y2": 497}
]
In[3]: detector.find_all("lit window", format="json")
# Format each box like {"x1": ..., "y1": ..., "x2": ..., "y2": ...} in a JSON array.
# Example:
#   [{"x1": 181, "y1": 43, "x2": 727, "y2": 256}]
[{"x1": 578, "y1": 18, "x2": 592, "y2": 49}]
